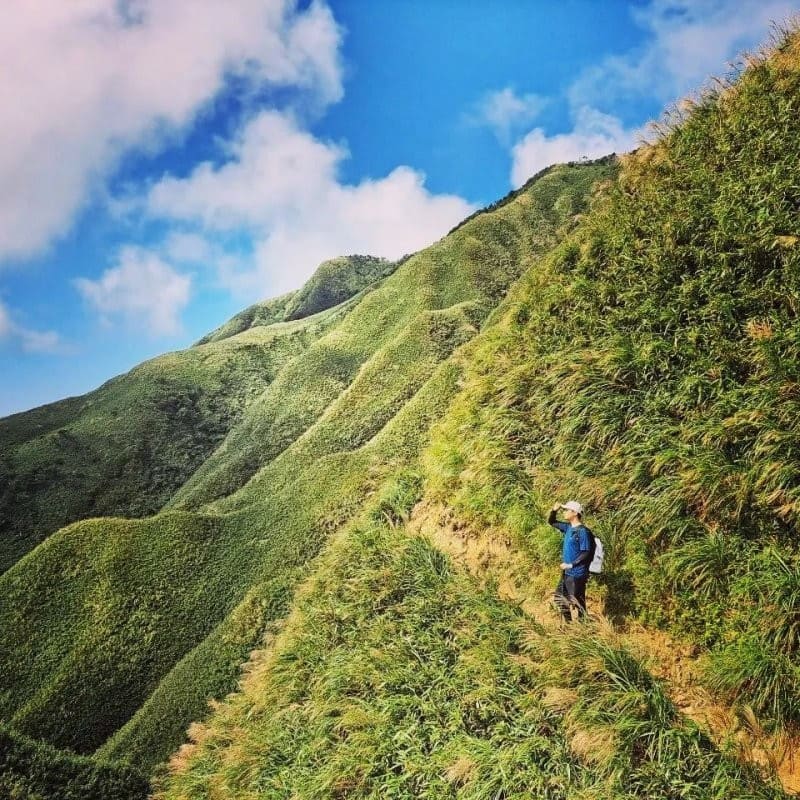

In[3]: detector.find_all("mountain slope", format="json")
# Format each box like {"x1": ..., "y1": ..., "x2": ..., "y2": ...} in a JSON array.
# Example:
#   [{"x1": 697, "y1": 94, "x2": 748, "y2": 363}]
[
  {"x1": 0, "y1": 160, "x2": 610, "y2": 780},
  {"x1": 154, "y1": 478, "x2": 788, "y2": 800},
  {"x1": 423, "y1": 24, "x2": 800, "y2": 732},
  {"x1": 0, "y1": 267, "x2": 362, "y2": 575},
  {"x1": 154, "y1": 25, "x2": 800, "y2": 800}
]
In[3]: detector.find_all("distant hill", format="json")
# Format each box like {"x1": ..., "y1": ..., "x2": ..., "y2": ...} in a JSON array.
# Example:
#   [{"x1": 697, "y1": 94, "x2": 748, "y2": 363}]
[
  {"x1": 194, "y1": 254, "x2": 399, "y2": 346},
  {"x1": 0, "y1": 260, "x2": 371, "y2": 575}
]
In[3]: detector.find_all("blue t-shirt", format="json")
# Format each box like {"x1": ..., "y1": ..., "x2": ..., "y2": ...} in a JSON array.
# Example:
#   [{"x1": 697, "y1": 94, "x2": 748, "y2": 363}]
[{"x1": 552, "y1": 521, "x2": 591, "y2": 578}]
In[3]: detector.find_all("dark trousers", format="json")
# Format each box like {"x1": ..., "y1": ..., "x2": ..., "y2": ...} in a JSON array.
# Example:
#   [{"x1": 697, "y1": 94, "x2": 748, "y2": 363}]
[{"x1": 554, "y1": 573, "x2": 588, "y2": 622}]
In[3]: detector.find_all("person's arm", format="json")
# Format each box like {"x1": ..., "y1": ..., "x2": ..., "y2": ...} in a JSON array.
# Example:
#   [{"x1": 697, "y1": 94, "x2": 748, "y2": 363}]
[{"x1": 548, "y1": 504, "x2": 568, "y2": 533}]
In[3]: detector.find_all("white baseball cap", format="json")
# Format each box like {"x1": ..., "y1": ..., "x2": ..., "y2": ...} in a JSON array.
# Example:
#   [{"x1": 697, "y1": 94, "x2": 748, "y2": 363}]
[{"x1": 562, "y1": 500, "x2": 583, "y2": 516}]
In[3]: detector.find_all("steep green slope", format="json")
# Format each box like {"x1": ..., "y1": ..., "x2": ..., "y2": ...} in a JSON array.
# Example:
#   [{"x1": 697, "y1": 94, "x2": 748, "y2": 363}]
[
  {"x1": 0, "y1": 288, "x2": 351, "y2": 574},
  {"x1": 154, "y1": 26, "x2": 800, "y2": 799},
  {"x1": 155, "y1": 477, "x2": 787, "y2": 800},
  {"x1": 423, "y1": 28, "x2": 800, "y2": 730},
  {"x1": 0, "y1": 160, "x2": 609, "y2": 779},
  {"x1": 166, "y1": 165, "x2": 610, "y2": 512}
]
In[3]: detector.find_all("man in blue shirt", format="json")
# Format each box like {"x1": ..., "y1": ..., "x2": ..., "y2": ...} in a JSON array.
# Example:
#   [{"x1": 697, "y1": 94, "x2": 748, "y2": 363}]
[{"x1": 548, "y1": 500, "x2": 593, "y2": 622}]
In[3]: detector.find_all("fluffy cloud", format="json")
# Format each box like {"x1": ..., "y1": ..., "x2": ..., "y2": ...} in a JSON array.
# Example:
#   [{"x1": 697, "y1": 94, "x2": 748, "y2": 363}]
[
  {"x1": 511, "y1": 107, "x2": 638, "y2": 188},
  {"x1": 145, "y1": 110, "x2": 476, "y2": 296},
  {"x1": 0, "y1": 0, "x2": 342, "y2": 264},
  {"x1": 569, "y1": 0, "x2": 798, "y2": 110},
  {"x1": 74, "y1": 247, "x2": 191, "y2": 336},
  {"x1": 0, "y1": 299, "x2": 61, "y2": 353},
  {"x1": 468, "y1": 88, "x2": 548, "y2": 143}
]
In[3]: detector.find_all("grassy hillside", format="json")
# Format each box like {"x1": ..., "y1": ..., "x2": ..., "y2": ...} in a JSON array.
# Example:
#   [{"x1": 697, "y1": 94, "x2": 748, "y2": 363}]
[
  {"x1": 154, "y1": 24, "x2": 800, "y2": 800},
  {"x1": 154, "y1": 476, "x2": 787, "y2": 800},
  {"x1": 0, "y1": 158, "x2": 608, "y2": 786},
  {"x1": 0, "y1": 279, "x2": 354, "y2": 574},
  {"x1": 194, "y1": 290, "x2": 298, "y2": 345},
  {"x1": 423, "y1": 26, "x2": 800, "y2": 731}
]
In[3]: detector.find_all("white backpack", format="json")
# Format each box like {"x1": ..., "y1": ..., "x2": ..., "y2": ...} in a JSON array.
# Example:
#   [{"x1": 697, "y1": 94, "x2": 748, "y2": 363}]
[{"x1": 589, "y1": 531, "x2": 604, "y2": 574}]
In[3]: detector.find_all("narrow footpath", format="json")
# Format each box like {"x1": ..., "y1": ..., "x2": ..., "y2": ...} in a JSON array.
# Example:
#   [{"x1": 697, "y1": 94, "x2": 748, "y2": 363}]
[{"x1": 408, "y1": 500, "x2": 800, "y2": 794}]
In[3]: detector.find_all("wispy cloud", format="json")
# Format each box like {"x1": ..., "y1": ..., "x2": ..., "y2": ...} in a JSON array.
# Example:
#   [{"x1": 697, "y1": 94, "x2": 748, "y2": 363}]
[
  {"x1": 467, "y1": 87, "x2": 549, "y2": 144},
  {"x1": 569, "y1": 0, "x2": 798, "y2": 111},
  {"x1": 0, "y1": 0, "x2": 343, "y2": 264},
  {"x1": 0, "y1": 299, "x2": 62, "y2": 354},
  {"x1": 74, "y1": 247, "x2": 192, "y2": 336},
  {"x1": 142, "y1": 110, "x2": 476, "y2": 297},
  {"x1": 506, "y1": 0, "x2": 797, "y2": 187}
]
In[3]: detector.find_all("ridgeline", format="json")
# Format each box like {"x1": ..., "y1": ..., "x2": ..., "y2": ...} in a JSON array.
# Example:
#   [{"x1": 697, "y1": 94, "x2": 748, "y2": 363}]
[{"x1": 2, "y1": 25, "x2": 800, "y2": 800}]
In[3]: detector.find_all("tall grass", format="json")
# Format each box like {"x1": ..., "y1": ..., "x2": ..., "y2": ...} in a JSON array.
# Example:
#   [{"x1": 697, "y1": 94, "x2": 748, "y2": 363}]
[
  {"x1": 155, "y1": 483, "x2": 788, "y2": 799},
  {"x1": 422, "y1": 23, "x2": 800, "y2": 730}
]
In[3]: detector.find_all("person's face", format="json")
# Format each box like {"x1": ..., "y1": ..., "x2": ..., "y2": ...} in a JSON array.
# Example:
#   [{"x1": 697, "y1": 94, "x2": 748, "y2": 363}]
[{"x1": 564, "y1": 509, "x2": 579, "y2": 525}]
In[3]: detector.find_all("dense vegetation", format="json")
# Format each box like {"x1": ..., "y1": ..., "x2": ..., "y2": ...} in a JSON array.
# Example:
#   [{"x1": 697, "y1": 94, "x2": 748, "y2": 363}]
[
  {"x1": 0, "y1": 724, "x2": 149, "y2": 800},
  {"x1": 0, "y1": 160, "x2": 606, "y2": 793},
  {"x1": 155, "y1": 476, "x2": 787, "y2": 800},
  {"x1": 195, "y1": 254, "x2": 399, "y2": 345},
  {"x1": 423, "y1": 27, "x2": 800, "y2": 730}
]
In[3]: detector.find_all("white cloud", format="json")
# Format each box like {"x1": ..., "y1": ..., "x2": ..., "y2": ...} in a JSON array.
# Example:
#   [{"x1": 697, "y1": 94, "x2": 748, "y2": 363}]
[
  {"x1": 0, "y1": 0, "x2": 343, "y2": 264},
  {"x1": 469, "y1": 88, "x2": 548, "y2": 143},
  {"x1": 569, "y1": 0, "x2": 798, "y2": 110},
  {"x1": 74, "y1": 247, "x2": 191, "y2": 336},
  {"x1": 148, "y1": 111, "x2": 344, "y2": 230},
  {"x1": 511, "y1": 107, "x2": 638, "y2": 188},
  {"x1": 0, "y1": 299, "x2": 61, "y2": 353},
  {"x1": 144, "y1": 110, "x2": 476, "y2": 296},
  {"x1": 163, "y1": 232, "x2": 215, "y2": 265}
]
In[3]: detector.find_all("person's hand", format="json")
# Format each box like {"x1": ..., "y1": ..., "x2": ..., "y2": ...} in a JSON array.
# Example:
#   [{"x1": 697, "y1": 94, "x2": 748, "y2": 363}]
[
  {"x1": 560, "y1": 562, "x2": 572, "y2": 571},
  {"x1": 552, "y1": 502, "x2": 562, "y2": 512}
]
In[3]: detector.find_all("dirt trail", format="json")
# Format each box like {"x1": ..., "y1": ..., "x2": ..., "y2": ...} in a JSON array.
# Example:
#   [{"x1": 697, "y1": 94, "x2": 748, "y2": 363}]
[{"x1": 408, "y1": 500, "x2": 799, "y2": 794}]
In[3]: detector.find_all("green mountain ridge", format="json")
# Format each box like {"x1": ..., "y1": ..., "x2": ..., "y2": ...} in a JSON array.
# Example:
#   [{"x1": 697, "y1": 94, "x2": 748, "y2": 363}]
[
  {"x1": 3, "y1": 25, "x2": 800, "y2": 799},
  {"x1": 194, "y1": 254, "x2": 399, "y2": 346}
]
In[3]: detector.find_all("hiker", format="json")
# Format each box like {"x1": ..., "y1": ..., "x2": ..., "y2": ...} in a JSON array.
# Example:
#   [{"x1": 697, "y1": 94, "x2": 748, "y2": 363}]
[{"x1": 548, "y1": 500, "x2": 593, "y2": 622}]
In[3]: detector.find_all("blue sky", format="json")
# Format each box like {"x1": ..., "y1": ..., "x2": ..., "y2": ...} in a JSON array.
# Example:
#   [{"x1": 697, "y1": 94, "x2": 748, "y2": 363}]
[{"x1": 1, "y1": 0, "x2": 797, "y2": 416}]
